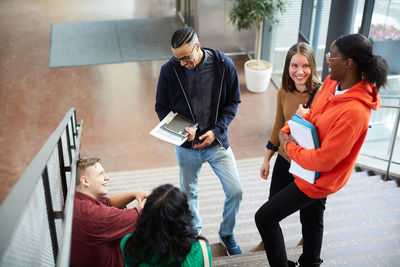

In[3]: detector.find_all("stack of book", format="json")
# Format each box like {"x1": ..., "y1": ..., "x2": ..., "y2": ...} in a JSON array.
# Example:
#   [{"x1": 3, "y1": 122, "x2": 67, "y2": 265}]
[{"x1": 287, "y1": 114, "x2": 320, "y2": 184}]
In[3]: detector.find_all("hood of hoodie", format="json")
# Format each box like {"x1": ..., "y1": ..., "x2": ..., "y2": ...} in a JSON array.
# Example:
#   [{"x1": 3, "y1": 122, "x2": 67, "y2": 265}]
[
  {"x1": 287, "y1": 75, "x2": 382, "y2": 199},
  {"x1": 327, "y1": 76, "x2": 381, "y2": 111}
]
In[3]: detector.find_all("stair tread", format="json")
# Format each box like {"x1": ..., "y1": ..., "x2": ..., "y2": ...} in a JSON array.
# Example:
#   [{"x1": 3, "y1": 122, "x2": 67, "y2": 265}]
[{"x1": 107, "y1": 157, "x2": 400, "y2": 266}]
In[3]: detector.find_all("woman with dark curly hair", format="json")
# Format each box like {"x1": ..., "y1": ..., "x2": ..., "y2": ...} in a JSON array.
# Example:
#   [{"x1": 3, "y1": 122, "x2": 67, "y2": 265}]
[{"x1": 120, "y1": 184, "x2": 211, "y2": 266}]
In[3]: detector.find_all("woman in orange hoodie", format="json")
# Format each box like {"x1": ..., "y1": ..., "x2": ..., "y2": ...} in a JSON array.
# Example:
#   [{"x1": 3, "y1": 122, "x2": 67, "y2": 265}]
[{"x1": 255, "y1": 33, "x2": 389, "y2": 267}]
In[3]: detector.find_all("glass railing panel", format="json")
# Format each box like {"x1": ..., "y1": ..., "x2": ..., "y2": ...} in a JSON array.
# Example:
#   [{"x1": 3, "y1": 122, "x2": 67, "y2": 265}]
[
  {"x1": 360, "y1": 75, "x2": 400, "y2": 178},
  {"x1": 361, "y1": 107, "x2": 399, "y2": 160}
]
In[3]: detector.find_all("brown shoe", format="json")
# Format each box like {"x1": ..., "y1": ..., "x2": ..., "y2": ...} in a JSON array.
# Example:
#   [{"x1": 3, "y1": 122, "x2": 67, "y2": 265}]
[{"x1": 250, "y1": 241, "x2": 264, "y2": 252}]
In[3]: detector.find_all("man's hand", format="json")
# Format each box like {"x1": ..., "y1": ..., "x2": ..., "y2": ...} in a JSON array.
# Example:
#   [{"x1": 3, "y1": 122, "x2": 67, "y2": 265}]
[
  {"x1": 193, "y1": 130, "x2": 216, "y2": 149},
  {"x1": 133, "y1": 191, "x2": 150, "y2": 208},
  {"x1": 109, "y1": 191, "x2": 149, "y2": 209},
  {"x1": 278, "y1": 131, "x2": 297, "y2": 157},
  {"x1": 185, "y1": 127, "x2": 196, "y2": 142}
]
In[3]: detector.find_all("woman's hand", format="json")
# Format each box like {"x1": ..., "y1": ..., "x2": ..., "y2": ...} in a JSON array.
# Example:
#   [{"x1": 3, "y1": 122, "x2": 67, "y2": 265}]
[
  {"x1": 260, "y1": 149, "x2": 275, "y2": 180},
  {"x1": 260, "y1": 159, "x2": 270, "y2": 180}
]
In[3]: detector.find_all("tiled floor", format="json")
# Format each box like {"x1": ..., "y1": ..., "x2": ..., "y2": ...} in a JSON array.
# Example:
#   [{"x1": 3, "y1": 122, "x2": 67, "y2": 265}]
[{"x1": 0, "y1": 0, "x2": 277, "y2": 204}]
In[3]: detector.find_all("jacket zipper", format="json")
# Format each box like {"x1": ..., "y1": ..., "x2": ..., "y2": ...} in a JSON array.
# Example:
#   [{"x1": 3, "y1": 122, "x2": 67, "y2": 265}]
[
  {"x1": 173, "y1": 68, "x2": 196, "y2": 122},
  {"x1": 214, "y1": 64, "x2": 225, "y2": 146},
  {"x1": 173, "y1": 58, "x2": 226, "y2": 148},
  {"x1": 173, "y1": 68, "x2": 196, "y2": 147}
]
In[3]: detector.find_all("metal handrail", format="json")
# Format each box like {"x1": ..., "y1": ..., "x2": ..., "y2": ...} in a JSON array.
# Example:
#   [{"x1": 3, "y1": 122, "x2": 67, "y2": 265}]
[
  {"x1": 380, "y1": 95, "x2": 400, "y2": 99},
  {"x1": 381, "y1": 105, "x2": 400, "y2": 109},
  {"x1": 0, "y1": 108, "x2": 82, "y2": 266},
  {"x1": 57, "y1": 119, "x2": 83, "y2": 267},
  {"x1": 381, "y1": 104, "x2": 400, "y2": 180}
]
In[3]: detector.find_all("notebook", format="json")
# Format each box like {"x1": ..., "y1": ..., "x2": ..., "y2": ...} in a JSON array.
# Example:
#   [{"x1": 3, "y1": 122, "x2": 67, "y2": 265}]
[{"x1": 287, "y1": 114, "x2": 320, "y2": 183}]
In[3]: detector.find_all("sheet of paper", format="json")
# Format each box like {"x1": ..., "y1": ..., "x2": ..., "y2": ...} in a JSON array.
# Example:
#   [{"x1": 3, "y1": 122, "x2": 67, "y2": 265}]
[
  {"x1": 288, "y1": 120, "x2": 315, "y2": 149},
  {"x1": 289, "y1": 161, "x2": 315, "y2": 184},
  {"x1": 149, "y1": 112, "x2": 188, "y2": 146}
]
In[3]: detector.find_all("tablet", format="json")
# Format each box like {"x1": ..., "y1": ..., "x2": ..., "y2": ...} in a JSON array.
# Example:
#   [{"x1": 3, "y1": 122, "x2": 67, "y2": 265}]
[{"x1": 161, "y1": 114, "x2": 198, "y2": 138}]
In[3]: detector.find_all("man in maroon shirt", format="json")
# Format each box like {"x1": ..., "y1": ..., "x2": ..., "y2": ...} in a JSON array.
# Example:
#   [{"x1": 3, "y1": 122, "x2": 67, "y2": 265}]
[{"x1": 70, "y1": 157, "x2": 149, "y2": 267}]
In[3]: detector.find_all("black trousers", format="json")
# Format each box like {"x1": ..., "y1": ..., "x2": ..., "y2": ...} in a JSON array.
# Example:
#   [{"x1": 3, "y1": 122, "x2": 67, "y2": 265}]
[{"x1": 255, "y1": 155, "x2": 326, "y2": 267}]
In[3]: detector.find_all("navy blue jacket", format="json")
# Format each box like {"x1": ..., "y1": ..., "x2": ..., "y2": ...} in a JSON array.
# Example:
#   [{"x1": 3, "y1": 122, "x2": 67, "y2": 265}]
[{"x1": 155, "y1": 47, "x2": 241, "y2": 149}]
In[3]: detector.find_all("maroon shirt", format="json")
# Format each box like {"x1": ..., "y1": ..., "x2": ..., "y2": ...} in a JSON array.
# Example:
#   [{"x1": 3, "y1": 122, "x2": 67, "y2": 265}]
[{"x1": 70, "y1": 191, "x2": 142, "y2": 267}]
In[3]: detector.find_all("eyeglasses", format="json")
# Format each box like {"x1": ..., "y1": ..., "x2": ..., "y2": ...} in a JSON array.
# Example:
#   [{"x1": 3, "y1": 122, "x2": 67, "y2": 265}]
[
  {"x1": 325, "y1": 52, "x2": 345, "y2": 62},
  {"x1": 172, "y1": 43, "x2": 197, "y2": 62}
]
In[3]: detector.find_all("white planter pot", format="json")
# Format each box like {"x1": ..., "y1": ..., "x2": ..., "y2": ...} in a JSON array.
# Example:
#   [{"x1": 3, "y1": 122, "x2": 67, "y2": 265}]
[{"x1": 244, "y1": 59, "x2": 273, "y2": 93}]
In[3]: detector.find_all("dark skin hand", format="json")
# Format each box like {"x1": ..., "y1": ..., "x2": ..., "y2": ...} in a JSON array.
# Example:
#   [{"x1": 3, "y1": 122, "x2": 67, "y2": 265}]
[
  {"x1": 278, "y1": 131, "x2": 298, "y2": 157},
  {"x1": 296, "y1": 104, "x2": 310, "y2": 117},
  {"x1": 185, "y1": 127, "x2": 216, "y2": 149}
]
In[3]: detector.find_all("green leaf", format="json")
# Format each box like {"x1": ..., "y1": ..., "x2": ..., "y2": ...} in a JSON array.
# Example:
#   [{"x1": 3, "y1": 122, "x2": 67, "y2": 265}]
[{"x1": 229, "y1": 0, "x2": 287, "y2": 31}]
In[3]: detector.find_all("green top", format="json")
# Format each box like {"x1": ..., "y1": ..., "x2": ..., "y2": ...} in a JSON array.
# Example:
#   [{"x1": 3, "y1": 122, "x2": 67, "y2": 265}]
[{"x1": 120, "y1": 234, "x2": 212, "y2": 266}]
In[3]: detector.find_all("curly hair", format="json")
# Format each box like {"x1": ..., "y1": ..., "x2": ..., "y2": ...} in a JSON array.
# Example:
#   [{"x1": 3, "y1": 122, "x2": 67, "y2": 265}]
[{"x1": 123, "y1": 184, "x2": 199, "y2": 266}]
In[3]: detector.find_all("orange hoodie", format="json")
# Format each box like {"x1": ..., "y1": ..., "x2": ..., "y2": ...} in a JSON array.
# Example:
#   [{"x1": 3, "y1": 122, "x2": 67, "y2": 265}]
[{"x1": 281, "y1": 76, "x2": 381, "y2": 198}]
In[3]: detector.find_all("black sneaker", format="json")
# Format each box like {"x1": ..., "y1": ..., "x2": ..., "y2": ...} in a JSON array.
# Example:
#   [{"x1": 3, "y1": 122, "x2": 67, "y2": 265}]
[
  {"x1": 219, "y1": 235, "x2": 242, "y2": 255},
  {"x1": 292, "y1": 258, "x2": 323, "y2": 267}
]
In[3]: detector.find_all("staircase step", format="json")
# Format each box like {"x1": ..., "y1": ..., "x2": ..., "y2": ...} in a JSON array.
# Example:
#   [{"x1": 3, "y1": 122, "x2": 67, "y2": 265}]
[
  {"x1": 213, "y1": 231, "x2": 400, "y2": 267},
  {"x1": 324, "y1": 249, "x2": 400, "y2": 267},
  {"x1": 179, "y1": 186, "x2": 400, "y2": 216},
  {"x1": 212, "y1": 225, "x2": 400, "y2": 266},
  {"x1": 212, "y1": 251, "x2": 268, "y2": 266},
  {"x1": 107, "y1": 157, "x2": 400, "y2": 266},
  {"x1": 107, "y1": 169, "x2": 395, "y2": 204},
  {"x1": 220, "y1": 195, "x2": 400, "y2": 233},
  {"x1": 321, "y1": 232, "x2": 400, "y2": 267}
]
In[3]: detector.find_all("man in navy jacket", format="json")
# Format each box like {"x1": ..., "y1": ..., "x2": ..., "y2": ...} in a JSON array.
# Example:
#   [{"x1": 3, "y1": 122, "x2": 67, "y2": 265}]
[{"x1": 155, "y1": 27, "x2": 243, "y2": 255}]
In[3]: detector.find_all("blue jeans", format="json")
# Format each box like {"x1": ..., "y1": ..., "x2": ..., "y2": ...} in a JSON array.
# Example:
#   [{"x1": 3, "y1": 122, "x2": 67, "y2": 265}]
[{"x1": 174, "y1": 144, "x2": 243, "y2": 236}]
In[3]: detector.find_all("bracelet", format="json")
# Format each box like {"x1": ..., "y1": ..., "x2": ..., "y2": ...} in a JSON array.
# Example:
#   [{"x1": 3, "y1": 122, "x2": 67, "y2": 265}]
[{"x1": 266, "y1": 141, "x2": 278, "y2": 151}]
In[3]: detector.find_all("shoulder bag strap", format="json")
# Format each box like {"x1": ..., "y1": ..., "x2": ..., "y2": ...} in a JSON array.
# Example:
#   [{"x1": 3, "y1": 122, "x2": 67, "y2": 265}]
[
  {"x1": 305, "y1": 84, "x2": 321, "y2": 108},
  {"x1": 199, "y1": 239, "x2": 210, "y2": 267}
]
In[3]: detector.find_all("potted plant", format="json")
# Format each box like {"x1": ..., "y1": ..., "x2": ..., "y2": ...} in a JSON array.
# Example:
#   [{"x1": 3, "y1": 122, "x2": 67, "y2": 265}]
[{"x1": 229, "y1": 0, "x2": 286, "y2": 93}]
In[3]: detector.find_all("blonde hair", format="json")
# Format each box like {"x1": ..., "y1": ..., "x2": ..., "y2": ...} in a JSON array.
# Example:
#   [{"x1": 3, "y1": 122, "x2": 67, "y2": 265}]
[{"x1": 75, "y1": 157, "x2": 100, "y2": 186}]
